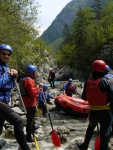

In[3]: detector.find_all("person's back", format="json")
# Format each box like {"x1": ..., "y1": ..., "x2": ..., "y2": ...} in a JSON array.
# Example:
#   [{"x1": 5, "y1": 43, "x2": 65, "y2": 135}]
[
  {"x1": 19, "y1": 76, "x2": 40, "y2": 108},
  {"x1": 19, "y1": 65, "x2": 40, "y2": 142},
  {"x1": 77, "y1": 60, "x2": 113, "y2": 150},
  {"x1": 104, "y1": 65, "x2": 113, "y2": 86}
]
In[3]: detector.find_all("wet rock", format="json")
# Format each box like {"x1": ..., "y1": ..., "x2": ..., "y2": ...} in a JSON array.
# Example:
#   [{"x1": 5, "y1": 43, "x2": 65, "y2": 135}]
[
  {"x1": 56, "y1": 126, "x2": 70, "y2": 134},
  {"x1": 0, "y1": 139, "x2": 6, "y2": 149},
  {"x1": 59, "y1": 134, "x2": 67, "y2": 143}
]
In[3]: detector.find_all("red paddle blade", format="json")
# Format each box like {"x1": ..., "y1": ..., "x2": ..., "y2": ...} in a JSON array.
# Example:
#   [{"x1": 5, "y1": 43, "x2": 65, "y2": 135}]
[
  {"x1": 51, "y1": 130, "x2": 61, "y2": 147},
  {"x1": 94, "y1": 135, "x2": 100, "y2": 150},
  {"x1": 85, "y1": 117, "x2": 89, "y2": 123}
]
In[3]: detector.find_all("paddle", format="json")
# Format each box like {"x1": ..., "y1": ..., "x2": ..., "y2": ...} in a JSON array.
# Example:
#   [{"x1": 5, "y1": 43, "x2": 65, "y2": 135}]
[
  {"x1": 42, "y1": 90, "x2": 61, "y2": 147},
  {"x1": 32, "y1": 133, "x2": 40, "y2": 150},
  {"x1": 94, "y1": 124, "x2": 100, "y2": 150},
  {"x1": 85, "y1": 117, "x2": 89, "y2": 123},
  {"x1": 94, "y1": 135, "x2": 100, "y2": 150},
  {"x1": 14, "y1": 79, "x2": 27, "y2": 114},
  {"x1": 36, "y1": 108, "x2": 41, "y2": 116}
]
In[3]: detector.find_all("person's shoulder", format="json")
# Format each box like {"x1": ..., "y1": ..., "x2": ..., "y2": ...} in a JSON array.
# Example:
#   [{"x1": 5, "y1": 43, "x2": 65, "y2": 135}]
[
  {"x1": 106, "y1": 73, "x2": 113, "y2": 78},
  {"x1": 64, "y1": 83, "x2": 68, "y2": 86},
  {"x1": 39, "y1": 90, "x2": 42, "y2": 93},
  {"x1": 24, "y1": 76, "x2": 34, "y2": 83},
  {"x1": 100, "y1": 76, "x2": 111, "y2": 85}
]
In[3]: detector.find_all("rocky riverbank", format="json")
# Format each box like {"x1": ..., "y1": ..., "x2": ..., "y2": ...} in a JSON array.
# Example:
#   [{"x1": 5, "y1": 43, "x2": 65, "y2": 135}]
[{"x1": 0, "y1": 81, "x2": 113, "y2": 150}]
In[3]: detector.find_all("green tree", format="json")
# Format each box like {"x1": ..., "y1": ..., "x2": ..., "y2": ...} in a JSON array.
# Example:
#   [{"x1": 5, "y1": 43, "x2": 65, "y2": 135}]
[{"x1": 0, "y1": 0, "x2": 50, "y2": 74}]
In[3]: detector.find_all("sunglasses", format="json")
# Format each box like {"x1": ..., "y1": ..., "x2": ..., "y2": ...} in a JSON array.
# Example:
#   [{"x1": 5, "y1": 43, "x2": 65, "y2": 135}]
[{"x1": 1, "y1": 52, "x2": 11, "y2": 56}]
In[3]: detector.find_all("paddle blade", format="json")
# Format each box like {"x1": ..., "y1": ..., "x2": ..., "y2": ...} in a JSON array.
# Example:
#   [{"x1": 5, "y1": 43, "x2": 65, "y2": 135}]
[
  {"x1": 36, "y1": 108, "x2": 41, "y2": 116},
  {"x1": 51, "y1": 130, "x2": 61, "y2": 147},
  {"x1": 34, "y1": 136, "x2": 40, "y2": 150},
  {"x1": 85, "y1": 117, "x2": 89, "y2": 123},
  {"x1": 94, "y1": 135, "x2": 100, "y2": 150}
]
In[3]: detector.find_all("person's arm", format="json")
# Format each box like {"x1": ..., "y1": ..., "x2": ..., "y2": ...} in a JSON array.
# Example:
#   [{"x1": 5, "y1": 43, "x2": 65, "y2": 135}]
[
  {"x1": 38, "y1": 91, "x2": 44, "y2": 103},
  {"x1": 53, "y1": 72, "x2": 55, "y2": 79},
  {"x1": 48, "y1": 93, "x2": 53, "y2": 99},
  {"x1": 99, "y1": 77, "x2": 113, "y2": 112},
  {"x1": 74, "y1": 85, "x2": 77, "y2": 93},
  {"x1": 36, "y1": 87, "x2": 41, "y2": 95},
  {"x1": 0, "y1": 66, "x2": 18, "y2": 89},
  {"x1": 81, "y1": 81, "x2": 87, "y2": 100},
  {"x1": 48, "y1": 71, "x2": 51, "y2": 78},
  {"x1": 63, "y1": 84, "x2": 67, "y2": 95}
]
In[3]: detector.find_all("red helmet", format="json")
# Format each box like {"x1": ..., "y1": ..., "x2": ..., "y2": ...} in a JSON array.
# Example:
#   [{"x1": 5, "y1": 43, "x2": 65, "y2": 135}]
[{"x1": 92, "y1": 60, "x2": 106, "y2": 73}]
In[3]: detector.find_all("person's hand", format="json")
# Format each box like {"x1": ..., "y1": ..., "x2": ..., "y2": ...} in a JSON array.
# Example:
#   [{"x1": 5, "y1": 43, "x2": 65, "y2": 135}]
[{"x1": 9, "y1": 69, "x2": 18, "y2": 78}]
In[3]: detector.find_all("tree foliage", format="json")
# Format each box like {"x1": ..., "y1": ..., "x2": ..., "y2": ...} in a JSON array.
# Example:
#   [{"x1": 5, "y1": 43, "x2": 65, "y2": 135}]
[
  {"x1": 55, "y1": 1, "x2": 113, "y2": 75},
  {"x1": 0, "y1": 0, "x2": 50, "y2": 74}
]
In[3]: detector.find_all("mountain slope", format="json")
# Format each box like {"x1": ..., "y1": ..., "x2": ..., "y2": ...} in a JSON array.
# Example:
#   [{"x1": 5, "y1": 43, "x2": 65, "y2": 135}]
[{"x1": 40, "y1": 0, "x2": 94, "y2": 44}]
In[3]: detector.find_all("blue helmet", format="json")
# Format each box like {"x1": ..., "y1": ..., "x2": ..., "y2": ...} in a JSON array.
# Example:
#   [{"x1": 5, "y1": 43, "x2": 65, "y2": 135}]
[
  {"x1": 43, "y1": 84, "x2": 48, "y2": 90},
  {"x1": 26, "y1": 65, "x2": 37, "y2": 73},
  {"x1": 0, "y1": 44, "x2": 12, "y2": 53},
  {"x1": 68, "y1": 78, "x2": 72, "y2": 82},
  {"x1": 106, "y1": 65, "x2": 110, "y2": 73}
]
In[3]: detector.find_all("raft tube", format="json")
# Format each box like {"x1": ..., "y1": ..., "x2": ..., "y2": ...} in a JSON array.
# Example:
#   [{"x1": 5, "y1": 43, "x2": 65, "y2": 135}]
[{"x1": 55, "y1": 94, "x2": 89, "y2": 116}]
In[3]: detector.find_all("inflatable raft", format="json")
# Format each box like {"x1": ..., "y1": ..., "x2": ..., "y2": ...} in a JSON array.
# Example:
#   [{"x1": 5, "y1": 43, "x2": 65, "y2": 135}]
[{"x1": 55, "y1": 94, "x2": 89, "y2": 116}]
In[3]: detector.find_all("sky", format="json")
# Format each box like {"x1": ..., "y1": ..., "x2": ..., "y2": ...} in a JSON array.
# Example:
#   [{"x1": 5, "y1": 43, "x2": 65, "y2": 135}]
[{"x1": 35, "y1": 0, "x2": 72, "y2": 35}]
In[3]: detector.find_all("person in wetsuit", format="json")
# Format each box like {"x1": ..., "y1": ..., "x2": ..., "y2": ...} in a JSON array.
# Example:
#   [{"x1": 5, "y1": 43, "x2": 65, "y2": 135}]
[
  {"x1": 19, "y1": 65, "x2": 40, "y2": 142},
  {"x1": 0, "y1": 44, "x2": 30, "y2": 150},
  {"x1": 76, "y1": 60, "x2": 113, "y2": 150}
]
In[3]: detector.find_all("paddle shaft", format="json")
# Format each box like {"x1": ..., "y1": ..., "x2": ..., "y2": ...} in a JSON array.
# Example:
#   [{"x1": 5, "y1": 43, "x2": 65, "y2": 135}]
[
  {"x1": 47, "y1": 110, "x2": 54, "y2": 130},
  {"x1": 42, "y1": 90, "x2": 54, "y2": 130},
  {"x1": 42, "y1": 90, "x2": 61, "y2": 147},
  {"x1": 32, "y1": 132, "x2": 40, "y2": 150},
  {"x1": 14, "y1": 79, "x2": 27, "y2": 114}
]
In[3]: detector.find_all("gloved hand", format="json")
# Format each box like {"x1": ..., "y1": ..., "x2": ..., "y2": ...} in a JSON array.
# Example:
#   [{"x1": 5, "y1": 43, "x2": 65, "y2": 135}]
[{"x1": 8, "y1": 69, "x2": 18, "y2": 78}]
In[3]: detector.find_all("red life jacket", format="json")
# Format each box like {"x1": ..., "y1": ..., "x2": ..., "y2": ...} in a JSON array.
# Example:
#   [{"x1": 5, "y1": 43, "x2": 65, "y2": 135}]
[
  {"x1": 19, "y1": 76, "x2": 40, "y2": 108},
  {"x1": 86, "y1": 79, "x2": 108, "y2": 106},
  {"x1": 65, "y1": 85, "x2": 75, "y2": 93}
]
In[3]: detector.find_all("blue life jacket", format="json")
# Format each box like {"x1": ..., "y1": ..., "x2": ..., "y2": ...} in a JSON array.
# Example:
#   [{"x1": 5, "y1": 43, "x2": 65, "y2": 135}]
[{"x1": 0, "y1": 62, "x2": 14, "y2": 103}]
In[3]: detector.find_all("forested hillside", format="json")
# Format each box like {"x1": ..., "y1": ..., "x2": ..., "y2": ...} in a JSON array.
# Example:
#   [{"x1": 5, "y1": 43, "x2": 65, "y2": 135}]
[
  {"x1": 40, "y1": 0, "x2": 108, "y2": 45},
  {"x1": 55, "y1": 0, "x2": 113, "y2": 78},
  {"x1": 0, "y1": 0, "x2": 51, "y2": 74},
  {"x1": 1, "y1": 0, "x2": 113, "y2": 80},
  {"x1": 39, "y1": 0, "x2": 113, "y2": 79}
]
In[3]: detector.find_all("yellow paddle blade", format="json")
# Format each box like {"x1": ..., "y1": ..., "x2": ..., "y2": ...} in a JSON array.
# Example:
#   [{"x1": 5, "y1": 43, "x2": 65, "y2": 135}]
[
  {"x1": 34, "y1": 137, "x2": 40, "y2": 150},
  {"x1": 36, "y1": 108, "x2": 41, "y2": 115}
]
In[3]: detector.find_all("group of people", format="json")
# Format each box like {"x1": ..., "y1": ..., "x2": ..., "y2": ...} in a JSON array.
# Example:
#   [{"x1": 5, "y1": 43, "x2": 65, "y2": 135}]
[
  {"x1": 1, "y1": 43, "x2": 113, "y2": 150},
  {"x1": 0, "y1": 44, "x2": 54, "y2": 149}
]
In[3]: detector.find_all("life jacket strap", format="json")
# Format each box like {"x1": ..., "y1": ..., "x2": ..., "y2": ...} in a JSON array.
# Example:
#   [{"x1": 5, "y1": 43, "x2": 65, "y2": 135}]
[{"x1": 90, "y1": 103, "x2": 110, "y2": 110}]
